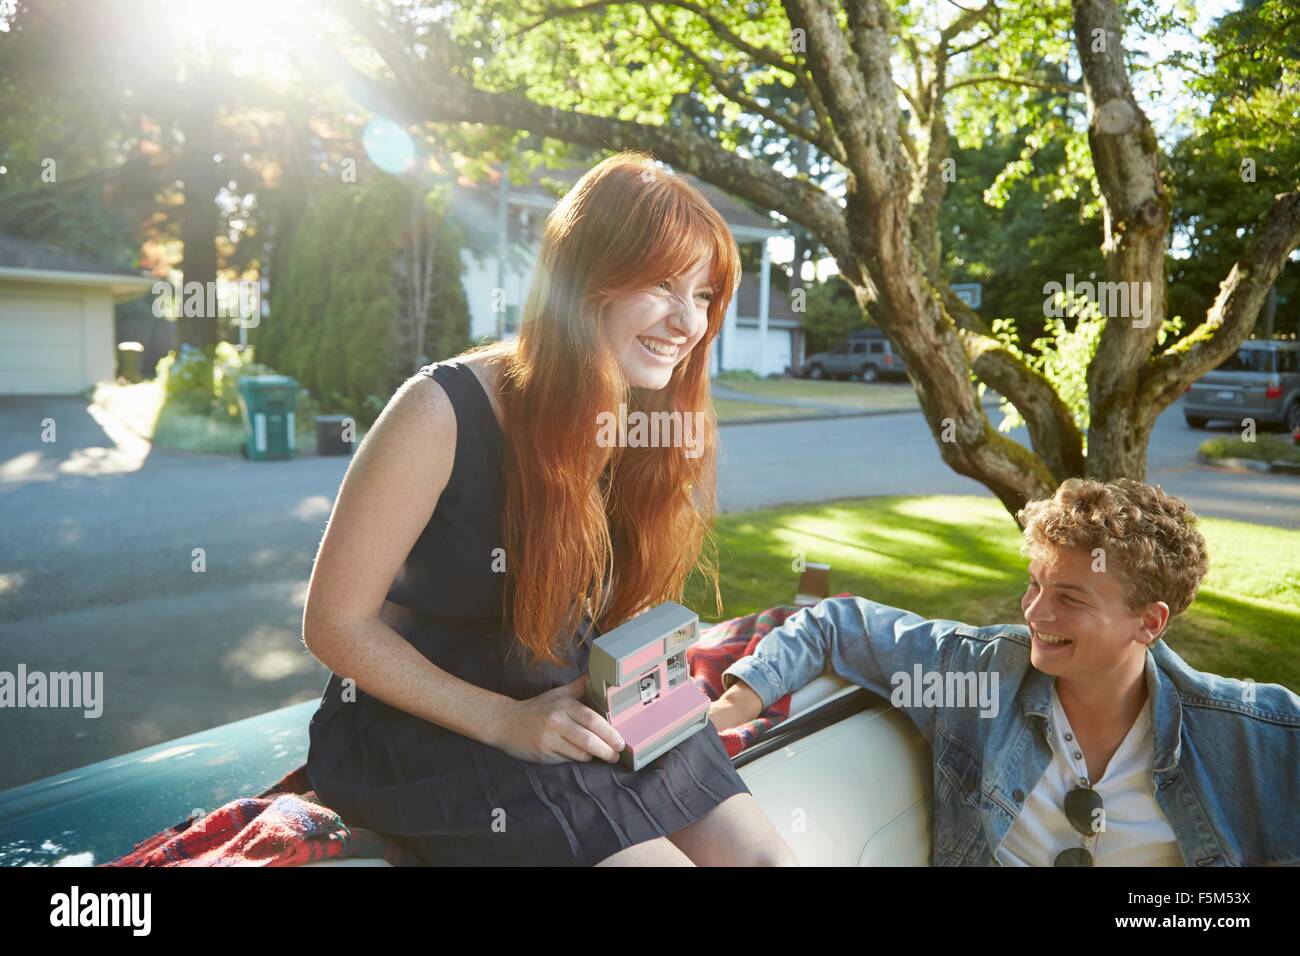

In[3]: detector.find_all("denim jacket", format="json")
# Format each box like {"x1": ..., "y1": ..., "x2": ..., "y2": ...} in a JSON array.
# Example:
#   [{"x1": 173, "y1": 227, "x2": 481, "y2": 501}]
[{"x1": 722, "y1": 596, "x2": 1300, "y2": 866}]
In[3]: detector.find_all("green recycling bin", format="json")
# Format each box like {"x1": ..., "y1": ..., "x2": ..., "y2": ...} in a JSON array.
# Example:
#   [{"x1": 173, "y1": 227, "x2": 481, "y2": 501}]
[{"x1": 236, "y1": 375, "x2": 299, "y2": 461}]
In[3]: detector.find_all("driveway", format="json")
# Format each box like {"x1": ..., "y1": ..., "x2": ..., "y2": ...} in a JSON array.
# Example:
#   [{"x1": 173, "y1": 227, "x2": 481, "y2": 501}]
[
  {"x1": 0, "y1": 395, "x2": 202, "y2": 482},
  {"x1": 0, "y1": 396, "x2": 339, "y2": 789}
]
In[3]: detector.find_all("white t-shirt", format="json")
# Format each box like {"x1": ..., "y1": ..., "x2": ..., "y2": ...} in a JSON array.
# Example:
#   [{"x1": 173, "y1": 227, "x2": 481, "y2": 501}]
[{"x1": 994, "y1": 684, "x2": 1185, "y2": 866}]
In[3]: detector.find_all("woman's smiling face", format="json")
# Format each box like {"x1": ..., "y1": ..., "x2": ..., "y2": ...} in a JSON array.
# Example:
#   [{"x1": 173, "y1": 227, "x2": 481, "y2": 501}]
[{"x1": 604, "y1": 255, "x2": 714, "y2": 389}]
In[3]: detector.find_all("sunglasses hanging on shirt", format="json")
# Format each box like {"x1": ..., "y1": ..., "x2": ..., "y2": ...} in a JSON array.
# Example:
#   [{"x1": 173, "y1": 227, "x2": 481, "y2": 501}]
[{"x1": 1054, "y1": 784, "x2": 1104, "y2": 867}]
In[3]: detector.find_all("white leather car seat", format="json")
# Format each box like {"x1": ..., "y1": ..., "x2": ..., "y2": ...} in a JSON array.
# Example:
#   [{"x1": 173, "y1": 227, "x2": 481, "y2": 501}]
[{"x1": 735, "y1": 668, "x2": 934, "y2": 865}]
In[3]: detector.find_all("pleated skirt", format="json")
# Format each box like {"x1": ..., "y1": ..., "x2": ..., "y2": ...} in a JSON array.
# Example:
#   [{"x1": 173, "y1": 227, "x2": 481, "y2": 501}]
[{"x1": 304, "y1": 602, "x2": 751, "y2": 866}]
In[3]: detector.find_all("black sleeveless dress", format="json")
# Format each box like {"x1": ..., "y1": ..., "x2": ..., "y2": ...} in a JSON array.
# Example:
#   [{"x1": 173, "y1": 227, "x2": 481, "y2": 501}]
[{"x1": 305, "y1": 360, "x2": 751, "y2": 866}]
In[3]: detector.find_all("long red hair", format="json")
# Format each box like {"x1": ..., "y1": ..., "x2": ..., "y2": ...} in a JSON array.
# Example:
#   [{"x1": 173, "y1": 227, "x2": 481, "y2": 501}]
[{"x1": 463, "y1": 150, "x2": 741, "y2": 667}]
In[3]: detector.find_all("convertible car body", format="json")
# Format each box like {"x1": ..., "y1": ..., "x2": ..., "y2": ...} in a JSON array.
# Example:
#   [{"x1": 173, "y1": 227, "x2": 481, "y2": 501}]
[{"x1": 0, "y1": 666, "x2": 934, "y2": 867}]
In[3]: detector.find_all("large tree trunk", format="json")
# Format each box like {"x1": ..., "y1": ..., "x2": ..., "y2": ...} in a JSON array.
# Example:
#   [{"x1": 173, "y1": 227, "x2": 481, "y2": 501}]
[
  {"x1": 175, "y1": 92, "x2": 222, "y2": 353},
  {"x1": 260, "y1": 114, "x2": 314, "y2": 371},
  {"x1": 787, "y1": 0, "x2": 1056, "y2": 515},
  {"x1": 1071, "y1": 0, "x2": 1169, "y2": 480}
]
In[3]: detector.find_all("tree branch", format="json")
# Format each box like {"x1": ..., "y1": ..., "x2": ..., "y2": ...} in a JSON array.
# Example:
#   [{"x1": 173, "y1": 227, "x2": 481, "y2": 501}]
[
  {"x1": 327, "y1": 0, "x2": 854, "y2": 266},
  {"x1": 1071, "y1": 0, "x2": 1171, "y2": 477},
  {"x1": 945, "y1": 288, "x2": 1087, "y2": 482},
  {"x1": 939, "y1": 0, "x2": 995, "y2": 48},
  {"x1": 786, "y1": 0, "x2": 895, "y2": 192},
  {"x1": 642, "y1": 7, "x2": 846, "y2": 165},
  {"x1": 1143, "y1": 191, "x2": 1300, "y2": 412},
  {"x1": 946, "y1": 74, "x2": 1082, "y2": 94}
]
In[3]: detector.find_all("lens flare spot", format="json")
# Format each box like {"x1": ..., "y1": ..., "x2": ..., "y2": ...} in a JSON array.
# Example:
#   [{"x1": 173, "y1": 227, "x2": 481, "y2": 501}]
[{"x1": 362, "y1": 118, "x2": 415, "y2": 174}]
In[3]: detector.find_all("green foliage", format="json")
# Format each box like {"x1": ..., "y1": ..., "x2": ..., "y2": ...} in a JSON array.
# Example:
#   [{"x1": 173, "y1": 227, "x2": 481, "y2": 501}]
[
  {"x1": 941, "y1": 130, "x2": 1106, "y2": 347},
  {"x1": 1200, "y1": 434, "x2": 1300, "y2": 466},
  {"x1": 450, "y1": 0, "x2": 791, "y2": 134},
  {"x1": 800, "y1": 275, "x2": 868, "y2": 354},
  {"x1": 936, "y1": 1, "x2": 1096, "y2": 212},
  {"x1": 152, "y1": 340, "x2": 324, "y2": 453},
  {"x1": 258, "y1": 173, "x2": 470, "y2": 425},
  {"x1": 715, "y1": 369, "x2": 763, "y2": 382},
  {"x1": 155, "y1": 344, "x2": 218, "y2": 417},
  {"x1": 986, "y1": 297, "x2": 1185, "y2": 448},
  {"x1": 156, "y1": 341, "x2": 278, "y2": 421},
  {"x1": 0, "y1": 7, "x2": 151, "y2": 271},
  {"x1": 1166, "y1": 0, "x2": 1300, "y2": 337},
  {"x1": 211, "y1": 342, "x2": 277, "y2": 420}
]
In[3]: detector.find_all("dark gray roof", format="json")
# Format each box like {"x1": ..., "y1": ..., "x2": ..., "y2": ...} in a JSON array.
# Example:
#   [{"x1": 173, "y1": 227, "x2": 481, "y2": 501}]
[
  {"x1": 735, "y1": 271, "x2": 797, "y2": 321},
  {"x1": 679, "y1": 174, "x2": 776, "y2": 233},
  {"x1": 0, "y1": 235, "x2": 147, "y2": 278}
]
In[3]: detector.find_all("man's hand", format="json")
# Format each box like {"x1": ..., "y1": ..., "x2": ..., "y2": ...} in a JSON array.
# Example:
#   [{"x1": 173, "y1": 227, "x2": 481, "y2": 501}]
[{"x1": 709, "y1": 679, "x2": 764, "y2": 731}]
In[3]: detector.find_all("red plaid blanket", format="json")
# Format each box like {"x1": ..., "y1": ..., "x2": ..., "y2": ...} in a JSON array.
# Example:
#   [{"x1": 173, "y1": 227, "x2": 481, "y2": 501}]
[
  {"x1": 687, "y1": 603, "x2": 807, "y2": 757},
  {"x1": 101, "y1": 765, "x2": 412, "y2": 867},
  {"x1": 102, "y1": 600, "x2": 818, "y2": 866}
]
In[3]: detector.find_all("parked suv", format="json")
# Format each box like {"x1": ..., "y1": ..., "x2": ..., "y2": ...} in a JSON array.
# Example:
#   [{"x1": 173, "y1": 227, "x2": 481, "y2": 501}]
[
  {"x1": 1182, "y1": 340, "x2": 1300, "y2": 431},
  {"x1": 802, "y1": 330, "x2": 907, "y2": 382}
]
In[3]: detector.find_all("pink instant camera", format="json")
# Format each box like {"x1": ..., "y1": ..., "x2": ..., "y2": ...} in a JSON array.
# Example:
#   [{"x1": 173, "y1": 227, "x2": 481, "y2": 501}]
[{"x1": 584, "y1": 601, "x2": 711, "y2": 770}]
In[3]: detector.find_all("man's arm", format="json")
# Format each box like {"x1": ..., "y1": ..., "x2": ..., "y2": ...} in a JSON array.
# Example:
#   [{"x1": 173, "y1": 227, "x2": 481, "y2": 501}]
[{"x1": 715, "y1": 596, "x2": 967, "y2": 742}]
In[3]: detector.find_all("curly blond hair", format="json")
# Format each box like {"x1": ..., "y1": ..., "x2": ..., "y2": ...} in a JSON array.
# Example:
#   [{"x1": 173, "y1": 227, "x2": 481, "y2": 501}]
[{"x1": 1017, "y1": 478, "x2": 1209, "y2": 618}]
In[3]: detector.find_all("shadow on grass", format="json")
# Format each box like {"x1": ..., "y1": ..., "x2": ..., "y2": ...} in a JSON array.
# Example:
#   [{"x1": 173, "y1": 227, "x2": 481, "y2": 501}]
[
  {"x1": 1167, "y1": 589, "x2": 1300, "y2": 691},
  {"x1": 689, "y1": 495, "x2": 1300, "y2": 693},
  {"x1": 691, "y1": 496, "x2": 1025, "y2": 622}
]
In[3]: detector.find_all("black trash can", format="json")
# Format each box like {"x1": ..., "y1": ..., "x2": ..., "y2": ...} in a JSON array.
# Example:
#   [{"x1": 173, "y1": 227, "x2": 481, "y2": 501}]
[{"x1": 316, "y1": 415, "x2": 356, "y2": 456}]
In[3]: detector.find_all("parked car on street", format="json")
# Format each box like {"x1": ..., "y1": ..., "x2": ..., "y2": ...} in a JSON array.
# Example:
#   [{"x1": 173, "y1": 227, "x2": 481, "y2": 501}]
[
  {"x1": 801, "y1": 329, "x2": 908, "y2": 382},
  {"x1": 1182, "y1": 339, "x2": 1300, "y2": 431}
]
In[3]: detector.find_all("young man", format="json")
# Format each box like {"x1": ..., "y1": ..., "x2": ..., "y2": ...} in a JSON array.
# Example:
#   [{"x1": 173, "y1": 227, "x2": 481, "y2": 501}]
[{"x1": 711, "y1": 479, "x2": 1299, "y2": 866}]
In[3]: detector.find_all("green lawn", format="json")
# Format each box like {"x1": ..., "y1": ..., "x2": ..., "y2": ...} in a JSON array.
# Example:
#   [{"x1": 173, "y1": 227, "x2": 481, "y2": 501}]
[
  {"x1": 712, "y1": 397, "x2": 819, "y2": 422},
  {"x1": 1200, "y1": 433, "x2": 1300, "y2": 465},
  {"x1": 92, "y1": 380, "x2": 324, "y2": 454},
  {"x1": 684, "y1": 495, "x2": 1300, "y2": 693},
  {"x1": 716, "y1": 378, "x2": 921, "y2": 410}
]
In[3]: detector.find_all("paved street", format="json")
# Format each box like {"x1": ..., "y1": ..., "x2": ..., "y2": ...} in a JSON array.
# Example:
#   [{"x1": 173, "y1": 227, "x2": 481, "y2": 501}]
[
  {"x1": 717, "y1": 399, "x2": 1300, "y2": 528},
  {"x1": 0, "y1": 393, "x2": 1295, "y2": 788}
]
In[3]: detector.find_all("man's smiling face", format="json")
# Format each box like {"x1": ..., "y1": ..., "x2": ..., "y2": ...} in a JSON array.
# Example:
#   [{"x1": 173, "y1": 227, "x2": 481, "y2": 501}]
[{"x1": 1020, "y1": 545, "x2": 1168, "y2": 681}]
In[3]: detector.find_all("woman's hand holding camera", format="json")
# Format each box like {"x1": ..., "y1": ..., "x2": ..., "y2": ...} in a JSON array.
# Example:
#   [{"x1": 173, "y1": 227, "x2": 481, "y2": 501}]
[{"x1": 491, "y1": 675, "x2": 627, "y2": 764}]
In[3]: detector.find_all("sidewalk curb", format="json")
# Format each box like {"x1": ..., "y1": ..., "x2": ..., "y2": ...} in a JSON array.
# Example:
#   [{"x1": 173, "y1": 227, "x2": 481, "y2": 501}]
[
  {"x1": 1196, "y1": 452, "x2": 1300, "y2": 476},
  {"x1": 719, "y1": 406, "x2": 915, "y2": 427},
  {"x1": 718, "y1": 399, "x2": 1002, "y2": 428}
]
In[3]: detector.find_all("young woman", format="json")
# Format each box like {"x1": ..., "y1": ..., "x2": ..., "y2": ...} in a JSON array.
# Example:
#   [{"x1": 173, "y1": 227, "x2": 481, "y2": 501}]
[{"x1": 302, "y1": 150, "x2": 797, "y2": 866}]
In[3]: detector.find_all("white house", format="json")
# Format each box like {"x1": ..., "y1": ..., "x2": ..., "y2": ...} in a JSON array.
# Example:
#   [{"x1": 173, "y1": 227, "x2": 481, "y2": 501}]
[
  {"x1": 449, "y1": 162, "x2": 802, "y2": 377},
  {"x1": 721, "y1": 271, "x2": 805, "y2": 377},
  {"x1": 0, "y1": 236, "x2": 154, "y2": 395}
]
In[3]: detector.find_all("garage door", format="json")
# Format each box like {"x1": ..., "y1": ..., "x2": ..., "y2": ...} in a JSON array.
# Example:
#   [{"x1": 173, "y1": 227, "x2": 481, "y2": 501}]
[{"x1": 0, "y1": 294, "x2": 85, "y2": 395}]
